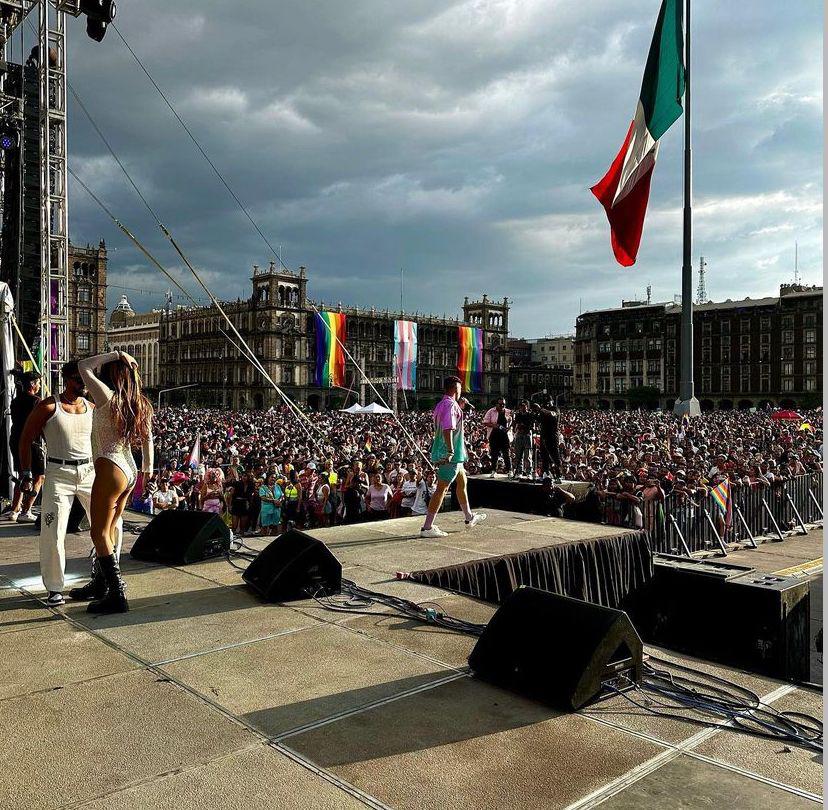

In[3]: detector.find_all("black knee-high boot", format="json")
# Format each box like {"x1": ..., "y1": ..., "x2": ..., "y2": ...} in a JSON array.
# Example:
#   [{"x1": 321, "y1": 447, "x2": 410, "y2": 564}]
[
  {"x1": 87, "y1": 553, "x2": 128, "y2": 614},
  {"x1": 69, "y1": 555, "x2": 108, "y2": 601}
]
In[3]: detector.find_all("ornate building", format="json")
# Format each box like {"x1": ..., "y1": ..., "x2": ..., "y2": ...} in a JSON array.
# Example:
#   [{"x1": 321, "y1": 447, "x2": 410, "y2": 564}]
[
  {"x1": 154, "y1": 263, "x2": 510, "y2": 409},
  {"x1": 106, "y1": 295, "x2": 162, "y2": 390},
  {"x1": 68, "y1": 240, "x2": 108, "y2": 358},
  {"x1": 574, "y1": 283, "x2": 823, "y2": 410}
]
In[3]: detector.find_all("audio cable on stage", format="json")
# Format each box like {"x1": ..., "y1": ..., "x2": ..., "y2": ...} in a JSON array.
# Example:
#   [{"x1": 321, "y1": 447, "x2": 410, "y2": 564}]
[{"x1": 601, "y1": 654, "x2": 822, "y2": 753}]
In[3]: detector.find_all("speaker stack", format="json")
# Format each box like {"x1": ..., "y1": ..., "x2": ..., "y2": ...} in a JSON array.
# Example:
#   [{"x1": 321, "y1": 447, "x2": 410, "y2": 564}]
[{"x1": 130, "y1": 511, "x2": 231, "y2": 565}]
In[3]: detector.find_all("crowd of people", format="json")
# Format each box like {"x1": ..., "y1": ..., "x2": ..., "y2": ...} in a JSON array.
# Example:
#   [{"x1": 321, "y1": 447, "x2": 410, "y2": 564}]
[{"x1": 139, "y1": 401, "x2": 822, "y2": 534}]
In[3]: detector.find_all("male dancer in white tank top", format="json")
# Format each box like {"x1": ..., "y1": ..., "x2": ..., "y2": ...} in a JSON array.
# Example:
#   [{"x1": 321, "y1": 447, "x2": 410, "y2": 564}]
[{"x1": 18, "y1": 360, "x2": 122, "y2": 606}]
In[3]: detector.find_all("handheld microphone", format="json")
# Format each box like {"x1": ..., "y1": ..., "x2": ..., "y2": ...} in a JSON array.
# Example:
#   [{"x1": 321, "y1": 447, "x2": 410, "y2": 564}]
[{"x1": 460, "y1": 397, "x2": 475, "y2": 410}]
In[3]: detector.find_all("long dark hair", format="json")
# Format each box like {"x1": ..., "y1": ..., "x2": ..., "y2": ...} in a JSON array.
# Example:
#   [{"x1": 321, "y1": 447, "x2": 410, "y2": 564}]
[{"x1": 99, "y1": 358, "x2": 153, "y2": 446}]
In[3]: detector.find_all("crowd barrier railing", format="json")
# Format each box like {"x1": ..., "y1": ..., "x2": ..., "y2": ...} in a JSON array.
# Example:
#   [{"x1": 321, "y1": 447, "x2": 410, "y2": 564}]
[{"x1": 638, "y1": 473, "x2": 823, "y2": 556}]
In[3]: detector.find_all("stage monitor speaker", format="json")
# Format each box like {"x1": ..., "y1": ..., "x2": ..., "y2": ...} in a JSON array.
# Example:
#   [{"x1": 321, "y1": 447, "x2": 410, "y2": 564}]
[
  {"x1": 243, "y1": 529, "x2": 342, "y2": 602},
  {"x1": 468, "y1": 586, "x2": 643, "y2": 710},
  {"x1": 130, "y1": 511, "x2": 231, "y2": 565}
]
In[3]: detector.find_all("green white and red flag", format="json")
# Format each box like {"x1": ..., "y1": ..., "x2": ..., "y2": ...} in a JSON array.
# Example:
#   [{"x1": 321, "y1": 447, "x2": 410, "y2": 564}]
[{"x1": 591, "y1": 0, "x2": 686, "y2": 266}]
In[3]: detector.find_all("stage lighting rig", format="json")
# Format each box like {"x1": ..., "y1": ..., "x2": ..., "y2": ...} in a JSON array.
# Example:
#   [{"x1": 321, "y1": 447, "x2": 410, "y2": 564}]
[
  {"x1": 0, "y1": 120, "x2": 20, "y2": 152},
  {"x1": 57, "y1": 0, "x2": 117, "y2": 42}
]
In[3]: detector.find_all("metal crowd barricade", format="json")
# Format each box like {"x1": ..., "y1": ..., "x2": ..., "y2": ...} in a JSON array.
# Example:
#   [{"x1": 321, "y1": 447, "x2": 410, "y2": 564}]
[{"x1": 642, "y1": 473, "x2": 822, "y2": 557}]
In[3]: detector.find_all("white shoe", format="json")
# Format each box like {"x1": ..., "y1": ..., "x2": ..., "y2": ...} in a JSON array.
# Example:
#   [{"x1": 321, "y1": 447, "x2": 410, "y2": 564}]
[
  {"x1": 45, "y1": 592, "x2": 64, "y2": 606},
  {"x1": 17, "y1": 511, "x2": 36, "y2": 523},
  {"x1": 465, "y1": 513, "x2": 487, "y2": 529},
  {"x1": 420, "y1": 526, "x2": 448, "y2": 538},
  {"x1": 489, "y1": 471, "x2": 496, "y2": 479},
  {"x1": 6, "y1": 510, "x2": 19, "y2": 522}
]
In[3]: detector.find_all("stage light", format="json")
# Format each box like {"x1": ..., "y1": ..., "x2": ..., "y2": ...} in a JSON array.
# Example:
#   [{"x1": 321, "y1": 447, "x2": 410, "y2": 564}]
[
  {"x1": 0, "y1": 122, "x2": 20, "y2": 151},
  {"x1": 79, "y1": 0, "x2": 117, "y2": 42},
  {"x1": 0, "y1": 134, "x2": 14, "y2": 150}
]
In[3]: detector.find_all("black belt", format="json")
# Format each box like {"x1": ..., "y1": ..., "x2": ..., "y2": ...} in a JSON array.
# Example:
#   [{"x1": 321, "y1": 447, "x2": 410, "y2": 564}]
[{"x1": 47, "y1": 456, "x2": 92, "y2": 466}]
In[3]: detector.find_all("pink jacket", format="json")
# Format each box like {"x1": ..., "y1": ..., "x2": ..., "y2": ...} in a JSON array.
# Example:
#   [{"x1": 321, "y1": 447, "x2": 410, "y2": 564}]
[{"x1": 483, "y1": 407, "x2": 513, "y2": 441}]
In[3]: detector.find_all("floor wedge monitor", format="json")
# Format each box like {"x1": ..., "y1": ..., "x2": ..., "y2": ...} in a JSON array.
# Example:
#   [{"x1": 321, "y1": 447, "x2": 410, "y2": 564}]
[{"x1": 130, "y1": 511, "x2": 231, "y2": 565}]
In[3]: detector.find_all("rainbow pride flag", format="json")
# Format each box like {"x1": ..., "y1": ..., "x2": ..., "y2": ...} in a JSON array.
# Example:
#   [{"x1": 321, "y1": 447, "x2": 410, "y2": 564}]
[
  {"x1": 394, "y1": 320, "x2": 417, "y2": 390},
  {"x1": 315, "y1": 312, "x2": 346, "y2": 387},
  {"x1": 710, "y1": 479, "x2": 732, "y2": 528},
  {"x1": 457, "y1": 326, "x2": 483, "y2": 393}
]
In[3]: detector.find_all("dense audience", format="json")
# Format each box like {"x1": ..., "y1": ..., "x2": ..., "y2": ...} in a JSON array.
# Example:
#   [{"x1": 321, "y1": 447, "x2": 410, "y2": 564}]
[{"x1": 134, "y1": 404, "x2": 822, "y2": 534}]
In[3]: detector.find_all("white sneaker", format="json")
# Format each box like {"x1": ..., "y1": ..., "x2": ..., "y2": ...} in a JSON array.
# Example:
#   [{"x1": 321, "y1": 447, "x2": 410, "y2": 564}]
[
  {"x1": 17, "y1": 511, "x2": 36, "y2": 523},
  {"x1": 6, "y1": 510, "x2": 19, "y2": 522},
  {"x1": 420, "y1": 526, "x2": 448, "y2": 538},
  {"x1": 45, "y1": 592, "x2": 64, "y2": 606},
  {"x1": 489, "y1": 471, "x2": 496, "y2": 479},
  {"x1": 465, "y1": 513, "x2": 487, "y2": 529}
]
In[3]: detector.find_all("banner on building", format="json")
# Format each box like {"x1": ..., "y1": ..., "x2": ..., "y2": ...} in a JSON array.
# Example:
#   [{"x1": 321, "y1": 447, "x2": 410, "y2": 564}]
[
  {"x1": 393, "y1": 319, "x2": 417, "y2": 390},
  {"x1": 314, "y1": 311, "x2": 346, "y2": 387},
  {"x1": 457, "y1": 325, "x2": 483, "y2": 393}
]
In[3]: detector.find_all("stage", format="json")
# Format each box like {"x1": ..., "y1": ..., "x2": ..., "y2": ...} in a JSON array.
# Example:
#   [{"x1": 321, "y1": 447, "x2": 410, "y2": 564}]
[
  {"x1": 466, "y1": 474, "x2": 592, "y2": 515},
  {"x1": 0, "y1": 510, "x2": 822, "y2": 809}
]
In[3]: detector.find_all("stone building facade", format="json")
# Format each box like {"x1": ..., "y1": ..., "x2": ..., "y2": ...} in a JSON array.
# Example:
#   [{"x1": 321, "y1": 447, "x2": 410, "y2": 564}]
[
  {"x1": 574, "y1": 284, "x2": 823, "y2": 410},
  {"x1": 154, "y1": 264, "x2": 510, "y2": 410},
  {"x1": 68, "y1": 240, "x2": 108, "y2": 358},
  {"x1": 106, "y1": 295, "x2": 162, "y2": 390}
]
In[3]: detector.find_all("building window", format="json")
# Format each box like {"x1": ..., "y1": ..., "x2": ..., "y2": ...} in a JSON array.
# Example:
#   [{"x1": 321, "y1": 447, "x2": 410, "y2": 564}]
[
  {"x1": 601, "y1": 324, "x2": 611, "y2": 336},
  {"x1": 782, "y1": 361, "x2": 794, "y2": 376},
  {"x1": 701, "y1": 372, "x2": 711, "y2": 393},
  {"x1": 77, "y1": 334, "x2": 90, "y2": 352},
  {"x1": 721, "y1": 369, "x2": 731, "y2": 390},
  {"x1": 760, "y1": 375, "x2": 770, "y2": 392},
  {"x1": 782, "y1": 378, "x2": 794, "y2": 392},
  {"x1": 667, "y1": 321, "x2": 676, "y2": 336},
  {"x1": 782, "y1": 330, "x2": 794, "y2": 344},
  {"x1": 630, "y1": 339, "x2": 643, "y2": 352},
  {"x1": 781, "y1": 315, "x2": 794, "y2": 329},
  {"x1": 702, "y1": 321, "x2": 712, "y2": 335},
  {"x1": 598, "y1": 361, "x2": 610, "y2": 374},
  {"x1": 804, "y1": 313, "x2": 816, "y2": 327},
  {"x1": 646, "y1": 338, "x2": 662, "y2": 351},
  {"x1": 635, "y1": 322, "x2": 643, "y2": 334},
  {"x1": 805, "y1": 345, "x2": 816, "y2": 359},
  {"x1": 647, "y1": 360, "x2": 660, "y2": 374},
  {"x1": 760, "y1": 332, "x2": 769, "y2": 344},
  {"x1": 720, "y1": 346, "x2": 730, "y2": 363},
  {"x1": 760, "y1": 317, "x2": 771, "y2": 330},
  {"x1": 740, "y1": 371, "x2": 750, "y2": 392},
  {"x1": 804, "y1": 329, "x2": 816, "y2": 344},
  {"x1": 614, "y1": 379, "x2": 627, "y2": 393},
  {"x1": 598, "y1": 342, "x2": 610, "y2": 354},
  {"x1": 613, "y1": 340, "x2": 626, "y2": 353},
  {"x1": 78, "y1": 310, "x2": 91, "y2": 327},
  {"x1": 805, "y1": 377, "x2": 817, "y2": 391},
  {"x1": 804, "y1": 361, "x2": 816, "y2": 375},
  {"x1": 720, "y1": 320, "x2": 730, "y2": 334},
  {"x1": 613, "y1": 361, "x2": 626, "y2": 374},
  {"x1": 78, "y1": 287, "x2": 91, "y2": 304},
  {"x1": 759, "y1": 346, "x2": 770, "y2": 361},
  {"x1": 782, "y1": 346, "x2": 794, "y2": 360},
  {"x1": 741, "y1": 318, "x2": 751, "y2": 333}
]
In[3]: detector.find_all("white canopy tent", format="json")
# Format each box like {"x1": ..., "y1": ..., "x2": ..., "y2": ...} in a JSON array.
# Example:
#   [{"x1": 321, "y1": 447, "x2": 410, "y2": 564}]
[
  {"x1": 358, "y1": 402, "x2": 393, "y2": 415},
  {"x1": 340, "y1": 402, "x2": 364, "y2": 414}
]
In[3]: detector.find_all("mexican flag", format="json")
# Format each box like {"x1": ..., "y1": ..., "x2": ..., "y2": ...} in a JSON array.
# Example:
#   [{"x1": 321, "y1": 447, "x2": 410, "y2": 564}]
[{"x1": 591, "y1": 0, "x2": 685, "y2": 266}]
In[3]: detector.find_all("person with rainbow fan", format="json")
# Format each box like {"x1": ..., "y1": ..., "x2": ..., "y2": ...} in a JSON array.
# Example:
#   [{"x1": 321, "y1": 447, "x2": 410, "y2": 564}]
[{"x1": 420, "y1": 375, "x2": 486, "y2": 538}]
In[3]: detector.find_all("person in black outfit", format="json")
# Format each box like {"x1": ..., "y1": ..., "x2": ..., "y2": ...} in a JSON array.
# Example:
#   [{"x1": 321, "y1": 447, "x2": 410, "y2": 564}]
[
  {"x1": 8, "y1": 372, "x2": 45, "y2": 522},
  {"x1": 512, "y1": 400, "x2": 535, "y2": 478},
  {"x1": 484, "y1": 398, "x2": 513, "y2": 477},
  {"x1": 533, "y1": 398, "x2": 562, "y2": 480},
  {"x1": 537, "y1": 477, "x2": 576, "y2": 517}
]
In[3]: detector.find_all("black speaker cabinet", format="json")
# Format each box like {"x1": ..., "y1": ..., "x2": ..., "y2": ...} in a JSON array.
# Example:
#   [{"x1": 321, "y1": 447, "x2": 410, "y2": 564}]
[
  {"x1": 629, "y1": 555, "x2": 811, "y2": 682},
  {"x1": 243, "y1": 530, "x2": 342, "y2": 602},
  {"x1": 469, "y1": 586, "x2": 643, "y2": 710},
  {"x1": 130, "y1": 511, "x2": 231, "y2": 565}
]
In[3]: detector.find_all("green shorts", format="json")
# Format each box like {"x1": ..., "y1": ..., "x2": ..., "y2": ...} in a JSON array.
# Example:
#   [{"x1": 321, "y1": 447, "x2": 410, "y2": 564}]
[{"x1": 437, "y1": 463, "x2": 463, "y2": 484}]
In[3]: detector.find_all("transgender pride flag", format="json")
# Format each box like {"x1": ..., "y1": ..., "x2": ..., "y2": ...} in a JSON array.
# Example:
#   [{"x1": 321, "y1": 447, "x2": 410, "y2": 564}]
[{"x1": 394, "y1": 320, "x2": 417, "y2": 390}]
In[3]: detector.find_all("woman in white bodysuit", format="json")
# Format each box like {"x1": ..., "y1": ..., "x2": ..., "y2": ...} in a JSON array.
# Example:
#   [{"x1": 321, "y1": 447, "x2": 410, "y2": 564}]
[{"x1": 78, "y1": 351, "x2": 154, "y2": 613}]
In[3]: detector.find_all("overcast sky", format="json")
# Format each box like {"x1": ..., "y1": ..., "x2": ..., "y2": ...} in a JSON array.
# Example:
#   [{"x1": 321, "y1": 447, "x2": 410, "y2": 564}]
[{"x1": 32, "y1": 0, "x2": 822, "y2": 336}]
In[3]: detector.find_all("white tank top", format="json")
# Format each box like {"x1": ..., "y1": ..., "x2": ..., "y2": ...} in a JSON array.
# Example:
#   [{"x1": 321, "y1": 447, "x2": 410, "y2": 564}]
[{"x1": 42, "y1": 396, "x2": 94, "y2": 460}]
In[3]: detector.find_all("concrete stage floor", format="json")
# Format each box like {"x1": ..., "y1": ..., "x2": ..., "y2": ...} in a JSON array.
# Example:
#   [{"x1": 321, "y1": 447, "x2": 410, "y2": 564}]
[{"x1": 0, "y1": 510, "x2": 822, "y2": 809}]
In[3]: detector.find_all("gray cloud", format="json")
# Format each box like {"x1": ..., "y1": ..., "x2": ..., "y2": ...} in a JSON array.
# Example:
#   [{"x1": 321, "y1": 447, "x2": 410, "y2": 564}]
[{"x1": 51, "y1": 0, "x2": 822, "y2": 335}]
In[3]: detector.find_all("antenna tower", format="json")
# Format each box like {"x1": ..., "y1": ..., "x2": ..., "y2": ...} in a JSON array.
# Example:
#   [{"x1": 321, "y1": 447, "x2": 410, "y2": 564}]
[{"x1": 696, "y1": 256, "x2": 707, "y2": 304}]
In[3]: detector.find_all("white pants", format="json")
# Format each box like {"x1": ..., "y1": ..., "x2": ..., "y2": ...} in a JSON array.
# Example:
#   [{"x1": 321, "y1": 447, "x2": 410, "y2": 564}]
[{"x1": 39, "y1": 462, "x2": 123, "y2": 593}]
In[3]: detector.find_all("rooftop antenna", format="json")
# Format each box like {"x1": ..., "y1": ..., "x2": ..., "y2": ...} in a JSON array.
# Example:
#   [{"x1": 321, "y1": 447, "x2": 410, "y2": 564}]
[
  {"x1": 794, "y1": 241, "x2": 799, "y2": 284},
  {"x1": 646, "y1": 284, "x2": 652, "y2": 304},
  {"x1": 696, "y1": 256, "x2": 707, "y2": 304}
]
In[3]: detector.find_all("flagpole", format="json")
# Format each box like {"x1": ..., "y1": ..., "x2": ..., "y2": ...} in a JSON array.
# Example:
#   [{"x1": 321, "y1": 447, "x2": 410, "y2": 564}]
[{"x1": 675, "y1": 0, "x2": 700, "y2": 417}]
